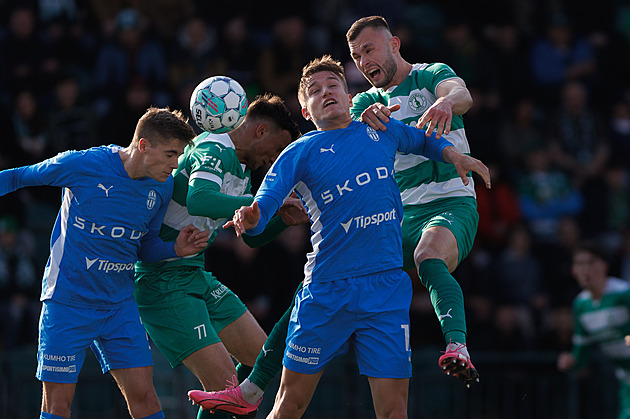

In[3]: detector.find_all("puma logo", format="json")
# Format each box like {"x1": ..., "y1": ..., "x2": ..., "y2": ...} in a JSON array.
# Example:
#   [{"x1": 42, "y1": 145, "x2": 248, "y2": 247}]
[
  {"x1": 320, "y1": 145, "x2": 335, "y2": 154},
  {"x1": 438, "y1": 308, "x2": 453, "y2": 321},
  {"x1": 261, "y1": 345, "x2": 273, "y2": 357},
  {"x1": 97, "y1": 183, "x2": 113, "y2": 197}
]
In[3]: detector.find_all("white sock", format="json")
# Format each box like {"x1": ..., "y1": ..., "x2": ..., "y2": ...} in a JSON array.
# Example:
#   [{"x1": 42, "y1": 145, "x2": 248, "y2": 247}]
[
  {"x1": 240, "y1": 379, "x2": 264, "y2": 404},
  {"x1": 446, "y1": 342, "x2": 470, "y2": 359}
]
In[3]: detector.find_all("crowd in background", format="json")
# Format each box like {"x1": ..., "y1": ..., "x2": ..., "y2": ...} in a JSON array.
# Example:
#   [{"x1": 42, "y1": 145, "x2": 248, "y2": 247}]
[{"x1": 1, "y1": 0, "x2": 630, "y2": 357}]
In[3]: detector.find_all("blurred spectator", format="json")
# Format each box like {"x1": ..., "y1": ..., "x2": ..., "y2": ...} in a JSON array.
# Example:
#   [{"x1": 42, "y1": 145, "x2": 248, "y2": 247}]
[
  {"x1": 483, "y1": 22, "x2": 533, "y2": 109},
  {"x1": 167, "y1": 15, "x2": 219, "y2": 92},
  {"x1": 103, "y1": 78, "x2": 153, "y2": 143},
  {"x1": 48, "y1": 73, "x2": 99, "y2": 154},
  {"x1": 497, "y1": 97, "x2": 546, "y2": 178},
  {"x1": 548, "y1": 80, "x2": 609, "y2": 187},
  {"x1": 257, "y1": 14, "x2": 315, "y2": 133},
  {"x1": 213, "y1": 14, "x2": 262, "y2": 95},
  {"x1": 490, "y1": 224, "x2": 546, "y2": 344},
  {"x1": 608, "y1": 99, "x2": 630, "y2": 170},
  {"x1": 475, "y1": 163, "x2": 522, "y2": 251},
  {"x1": 93, "y1": 8, "x2": 169, "y2": 119},
  {"x1": 11, "y1": 90, "x2": 50, "y2": 165},
  {"x1": 0, "y1": 5, "x2": 47, "y2": 105},
  {"x1": 517, "y1": 145, "x2": 583, "y2": 244},
  {"x1": 0, "y1": 215, "x2": 39, "y2": 350},
  {"x1": 538, "y1": 217, "x2": 583, "y2": 309},
  {"x1": 537, "y1": 306, "x2": 573, "y2": 351},
  {"x1": 529, "y1": 13, "x2": 597, "y2": 110}
]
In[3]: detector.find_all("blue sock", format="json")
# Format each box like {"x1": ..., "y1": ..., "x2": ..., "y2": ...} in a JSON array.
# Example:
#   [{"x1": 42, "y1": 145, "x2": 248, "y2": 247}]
[
  {"x1": 41, "y1": 413, "x2": 67, "y2": 419},
  {"x1": 138, "y1": 412, "x2": 165, "y2": 419}
]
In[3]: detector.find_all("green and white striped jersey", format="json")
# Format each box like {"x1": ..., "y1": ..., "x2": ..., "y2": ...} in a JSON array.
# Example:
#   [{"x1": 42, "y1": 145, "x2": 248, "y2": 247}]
[
  {"x1": 136, "y1": 131, "x2": 252, "y2": 271},
  {"x1": 351, "y1": 62, "x2": 475, "y2": 208},
  {"x1": 571, "y1": 277, "x2": 630, "y2": 371}
]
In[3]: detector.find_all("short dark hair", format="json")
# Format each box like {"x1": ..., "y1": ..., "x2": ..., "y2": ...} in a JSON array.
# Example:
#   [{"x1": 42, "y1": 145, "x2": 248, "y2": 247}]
[
  {"x1": 298, "y1": 55, "x2": 348, "y2": 105},
  {"x1": 133, "y1": 107, "x2": 196, "y2": 147},
  {"x1": 574, "y1": 240, "x2": 610, "y2": 264},
  {"x1": 346, "y1": 15, "x2": 391, "y2": 43},
  {"x1": 247, "y1": 93, "x2": 301, "y2": 141}
]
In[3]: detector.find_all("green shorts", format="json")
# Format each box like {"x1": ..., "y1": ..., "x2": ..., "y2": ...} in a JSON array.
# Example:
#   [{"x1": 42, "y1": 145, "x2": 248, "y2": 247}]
[
  {"x1": 401, "y1": 197, "x2": 478, "y2": 271},
  {"x1": 134, "y1": 267, "x2": 247, "y2": 368}
]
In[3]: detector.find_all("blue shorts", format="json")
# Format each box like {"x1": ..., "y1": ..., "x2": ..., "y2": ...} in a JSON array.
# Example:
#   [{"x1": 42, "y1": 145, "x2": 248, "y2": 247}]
[
  {"x1": 36, "y1": 299, "x2": 153, "y2": 383},
  {"x1": 284, "y1": 269, "x2": 412, "y2": 378}
]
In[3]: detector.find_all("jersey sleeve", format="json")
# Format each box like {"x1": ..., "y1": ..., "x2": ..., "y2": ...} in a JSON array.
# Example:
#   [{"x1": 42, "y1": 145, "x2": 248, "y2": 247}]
[
  {"x1": 0, "y1": 150, "x2": 85, "y2": 196},
  {"x1": 422, "y1": 62, "x2": 461, "y2": 94},
  {"x1": 247, "y1": 143, "x2": 303, "y2": 236},
  {"x1": 350, "y1": 90, "x2": 388, "y2": 121},
  {"x1": 187, "y1": 178, "x2": 254, "y2": 218},
  {"x1": 386, "y1": 119, "x2": 452, "y2": 162},
  {"x1": 569, "y1": 299, "x2": 592, "y2": 369}
]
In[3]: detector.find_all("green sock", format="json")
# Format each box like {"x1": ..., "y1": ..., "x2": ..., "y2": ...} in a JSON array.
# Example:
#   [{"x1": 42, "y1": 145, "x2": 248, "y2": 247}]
[
  {"x1": 197, "y1": 407, "x2": 232, "y2": 418},
  {"x1": 236, "y1": 363, "x2": 253, "y2": 383},
  {"x1": 418, "y1": 258, "x2": 467, "y2": 344},
  {"x1": 248, "y1": 300, "x2": 292, "y2": 390}
]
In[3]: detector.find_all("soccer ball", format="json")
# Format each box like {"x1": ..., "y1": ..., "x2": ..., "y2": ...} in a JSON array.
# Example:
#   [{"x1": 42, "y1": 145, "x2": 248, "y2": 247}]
[{"x1": 190, "y1": 76, "x2": 248, "y2": 133}]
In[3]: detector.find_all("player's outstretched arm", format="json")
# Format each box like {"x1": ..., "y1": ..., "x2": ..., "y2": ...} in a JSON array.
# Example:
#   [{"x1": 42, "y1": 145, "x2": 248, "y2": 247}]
[
  {"x1": 442, "y1": 146, "x2": 491, "y2": 189},
  {"x1": 223, "y1": 202, "x2": 261, "y2": 237},
  {"x1": 360, "y1": 103, "x2": 401, "y2": 131},
  {"x1": 174, "y1": 225, "x2": 209, "y2": 256}
]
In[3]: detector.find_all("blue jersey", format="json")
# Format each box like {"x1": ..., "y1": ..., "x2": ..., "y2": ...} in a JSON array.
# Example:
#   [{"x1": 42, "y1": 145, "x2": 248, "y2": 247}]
[
  {"x1": 249, "y1": 119, "x2": 451, "y2": 283},
  {"x1": 0, "y1": 145, "x2": 176, "y2": 308}
]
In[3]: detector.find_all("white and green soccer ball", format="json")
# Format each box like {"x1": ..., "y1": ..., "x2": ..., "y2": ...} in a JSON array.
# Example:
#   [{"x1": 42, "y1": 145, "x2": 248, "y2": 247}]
[{"x1": 190, "y1": 76, "x2": 248, "y2": 133}]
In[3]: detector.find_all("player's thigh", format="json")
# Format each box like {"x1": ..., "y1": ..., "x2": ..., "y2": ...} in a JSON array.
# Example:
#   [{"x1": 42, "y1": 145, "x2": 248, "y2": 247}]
[
  {"x1": 283, "y1": 281, "x2": 355, "y2": 375},
  {"x1": 402, "y1": 199, "x2": 478, "y2": 270},
  {"x1": 367, "y1": 377, "x2": 409, "y2": 419},
  {"x1": 37, "y1": 300, "x2": 98, "y2": 384},
  {"x1": 138, "y1": 294, "x2": 220, "y2": 368},
  {"x1": 218, "y1": 310, "x2": 267, "y2": 366},
  {"x1": 353, "y1": 270, "x2": 412, "y2": 379},
  {"x1": 91, "y1": 300, "x2": 153, "y2": 373}
]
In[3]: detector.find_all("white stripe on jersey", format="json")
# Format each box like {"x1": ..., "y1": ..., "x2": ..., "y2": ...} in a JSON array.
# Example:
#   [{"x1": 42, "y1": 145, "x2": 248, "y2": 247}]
[
  {"x1": 295, "y1": 181, "x2": 321, "y2": 285},
  {"x1": 190, "y1": 170, "x2": 222, "y2": 186},
  {"x1": 163, "y1": 199, "x2": 217, "y2": 233},
  {"x1": 42, "y1": 188, "x2": 72, "y2": 300},
  {"x1": 401, "y1": 178, "x2": 476, "y2": 206}
]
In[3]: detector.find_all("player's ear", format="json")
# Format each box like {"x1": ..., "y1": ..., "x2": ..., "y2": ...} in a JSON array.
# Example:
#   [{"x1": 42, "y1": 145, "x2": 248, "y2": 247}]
[
  {"x1": 256, "y1": 123, "x2": 269, "y2": 138},
  {"x1": 301, "y1": 107, "x2": 311, "y2": 121},
  {"x1": 391, "y1": 35, "x2": 401, "y2": 54},
  {"x1": 138, "y1": 138, "x2": 150, "y2": 152}
]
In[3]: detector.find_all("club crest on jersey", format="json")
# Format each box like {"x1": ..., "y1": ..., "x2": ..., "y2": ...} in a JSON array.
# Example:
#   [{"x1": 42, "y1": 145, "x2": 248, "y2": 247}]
[
  {"x1": 147, "y1": 190, "x2": 157, "y2": 210},
  {"x1": 366, "y1": 126, "x2": 380, "y2": 142},
  {"x1": 408, "y1": 92, "x2": 427, "y2": 114}
]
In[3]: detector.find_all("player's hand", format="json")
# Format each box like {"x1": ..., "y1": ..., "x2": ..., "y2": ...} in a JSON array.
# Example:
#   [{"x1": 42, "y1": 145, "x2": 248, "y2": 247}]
[
  {"x1": 174, "y1": 225, "x2": 209, "y2": 256},
  {"x1": 557, "y1": 352, "x2": 576, "y2": 371},
  {"x1": 625, "y1": 335, "x2": 630, "y2": 346},
  {"x1": 417, "y1": 97, "x2": 454, "y2": 138},
  {"x1": 223, "y1": 202, "x2": 261, "y2": 237},
  {"x1": 278, "y1": 194, "x2": 309, "y2": 226},
  {"x1": 360, "y1": 103, "x2": 401, "y2": 131},
  {"x1": 442, "y1": 146, "x2": 491, "y2": 189}
]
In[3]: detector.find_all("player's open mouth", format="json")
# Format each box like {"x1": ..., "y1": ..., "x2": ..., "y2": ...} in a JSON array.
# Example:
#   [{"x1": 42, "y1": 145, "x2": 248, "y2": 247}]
[
  {"x1": 368, "y1": 68, "x2": 380, "y2": 79},
  {"x1": 323, "y1": 99, "x2": 336, "y2": 108}
]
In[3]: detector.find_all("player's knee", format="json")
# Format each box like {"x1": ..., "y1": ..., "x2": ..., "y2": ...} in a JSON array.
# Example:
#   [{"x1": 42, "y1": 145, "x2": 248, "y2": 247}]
[{"x1": 413, "y1": 247, "x2": 443, "y2": 266}]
